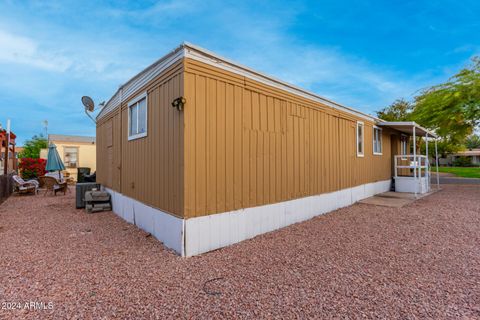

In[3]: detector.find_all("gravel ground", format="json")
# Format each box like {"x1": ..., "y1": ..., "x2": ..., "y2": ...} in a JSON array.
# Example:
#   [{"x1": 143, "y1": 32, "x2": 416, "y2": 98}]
[{"x1": 0, "y1": 185, "x2": 479, "y2": 319}]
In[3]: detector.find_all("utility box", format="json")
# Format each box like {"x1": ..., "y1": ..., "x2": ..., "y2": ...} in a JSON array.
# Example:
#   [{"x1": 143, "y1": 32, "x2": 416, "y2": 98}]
[
  {"x1": 84, "y1": 190, "x2": 111, "y2": 213},
  {"x1": 76, "y1": 183, "x2": 101, "y2": 208}
]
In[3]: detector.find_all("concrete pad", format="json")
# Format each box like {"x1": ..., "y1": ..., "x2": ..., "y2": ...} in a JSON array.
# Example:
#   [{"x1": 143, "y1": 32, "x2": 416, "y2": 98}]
[
  {"x1": 358, "y1": 189, "x2": 438, "y2": 207},
  {"x1": 379, "y1": 191, "x2": 417, "y2": 199},
  {"x1": 358, "y1": 196, "x2": 413, "y2": 208}
]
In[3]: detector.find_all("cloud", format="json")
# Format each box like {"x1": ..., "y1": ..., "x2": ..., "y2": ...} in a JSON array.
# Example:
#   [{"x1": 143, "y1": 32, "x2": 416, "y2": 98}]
[
  {"x1": 231, "y1": 43, "x2": 421, "y2": 112},
  {"x1": 178, "y1": 2, "x2": 442, "y2": 113},
  {"x1": 0, "y1": 29, "x2": 71, "y2": 72},
  {"x1": 104, "y1": 0, "x2": 199, "y2": 20},
  {"x1": 0, "y1": 0, "x2": 469, "y2": 145},
  {"x1": 197, "y1": 14, "x2": 427, "y2": 112}
]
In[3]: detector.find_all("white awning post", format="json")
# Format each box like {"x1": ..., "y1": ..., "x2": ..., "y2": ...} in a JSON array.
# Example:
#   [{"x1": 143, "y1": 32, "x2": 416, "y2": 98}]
[
  {"x1": 426, "y1": 133, "x2": 429, "y2": 192},
  {"x1": 394, "y1": 155, "x2": 398, "y2": 178},
  {"x1": 435, "y1": 138, "x2": 440, "y2": 190},
  {"x1": 413, "y1": 126, "x2": 417, "y2": 198}
]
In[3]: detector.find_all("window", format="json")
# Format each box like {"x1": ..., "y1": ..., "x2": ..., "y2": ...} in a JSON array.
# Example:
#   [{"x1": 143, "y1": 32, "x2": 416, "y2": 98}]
[
  {"x1": 64, "y1": 147, "x2": 78, "y2": 168},
  {"x1": 401, "y1": 135, "x2": 408, "y2": 159},
  {"x1": 356, "y1": 121, "x2": 364, "y2": 157},
  {"x1": 373, "y1": 126, "x2": 382, "y2": 155},
  {"x1": 128, "y1": 92, "x2": 148, "y2": 140}
]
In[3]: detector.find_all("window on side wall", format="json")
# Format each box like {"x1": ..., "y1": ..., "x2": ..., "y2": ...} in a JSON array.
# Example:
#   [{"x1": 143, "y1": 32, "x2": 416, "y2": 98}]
[
  {"x1": 356, "y1": 121, "x2": 364, "y2": 157},
  {"x1": 373, "y1": 126, "x2": 382, "y2": 155},
  {"x1": 64, "y1": 147, "x2": 79, "y2": 168},
  {"x1": 401, "y1": 135, "x2": 408, "y2": 159},
  {"x1": 128, "y1": 92, "x2": 148, "y2": 140}
]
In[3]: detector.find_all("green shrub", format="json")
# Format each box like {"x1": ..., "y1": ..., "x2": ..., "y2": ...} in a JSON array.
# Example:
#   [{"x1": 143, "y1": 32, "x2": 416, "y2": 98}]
[
  {"x1": 453, "y1": 156, "x2": 473, "y2": 167},
  {"x1": 18, "y1": 158, "x2": 46, "y2": 179}
]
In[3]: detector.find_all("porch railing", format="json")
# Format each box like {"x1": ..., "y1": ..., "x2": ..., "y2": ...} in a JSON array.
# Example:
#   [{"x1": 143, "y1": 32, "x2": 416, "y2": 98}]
[{"x1": 394, "y1": 155, "x2": 431, "y2": 194}]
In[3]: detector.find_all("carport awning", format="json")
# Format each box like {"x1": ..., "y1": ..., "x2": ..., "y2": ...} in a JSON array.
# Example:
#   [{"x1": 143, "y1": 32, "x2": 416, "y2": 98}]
[{"x1": 377, "y1": 121, "x2": 437, "y2": 138}]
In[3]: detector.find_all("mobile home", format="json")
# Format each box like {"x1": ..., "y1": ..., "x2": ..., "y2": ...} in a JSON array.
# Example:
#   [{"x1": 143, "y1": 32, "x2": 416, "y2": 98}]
[{"x1": 96, "y1": 43, "x2": 436, "y2": 256}]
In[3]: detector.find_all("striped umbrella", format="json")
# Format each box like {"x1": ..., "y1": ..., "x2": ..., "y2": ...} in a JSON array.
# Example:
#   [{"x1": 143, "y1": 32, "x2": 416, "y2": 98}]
[{"x1": 45, "y1": 143, "x2": 65, "y2": 179}]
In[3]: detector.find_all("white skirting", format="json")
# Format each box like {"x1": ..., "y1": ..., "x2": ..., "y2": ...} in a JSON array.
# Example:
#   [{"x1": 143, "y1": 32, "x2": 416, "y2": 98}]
[
  {"x1": 105, "y1": 187, "x2": 185, "y2": 256},
  {"x1": 104, "y1": 179, "x2": 391, "y2": 257},
  {"x1": 394, "y1": 176, "x2": 429, "y2": 194}
]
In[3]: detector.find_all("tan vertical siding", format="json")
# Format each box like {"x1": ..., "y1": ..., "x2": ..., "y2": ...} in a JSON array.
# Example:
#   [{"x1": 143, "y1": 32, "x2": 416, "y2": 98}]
[
  {"x1": 120, "y1": 72, "x2": 184, "y2": 216},
  {"x1": 183, "y1": 58, "x2": 394, "y2": 218},
  {"x1": 97, "y1": 111, "x2": 121, "y2": 190},
  {"x1": 97, "y1": 61, "x2": 184, "y2": 217}
]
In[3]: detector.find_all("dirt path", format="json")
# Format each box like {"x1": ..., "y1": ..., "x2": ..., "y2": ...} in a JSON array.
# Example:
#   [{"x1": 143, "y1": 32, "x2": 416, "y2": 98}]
[{"x1": 1, "y1": 185, "x2": 479, "y2": 319}]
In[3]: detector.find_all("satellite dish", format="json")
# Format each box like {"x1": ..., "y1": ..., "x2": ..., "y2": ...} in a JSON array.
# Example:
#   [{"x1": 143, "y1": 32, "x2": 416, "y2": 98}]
[
  {"x1": 82, "y1": 96, "x2": 95, "y2": 112},
  {"x1": 81, "y1": 96, "x2": 97, "y2": 124}
]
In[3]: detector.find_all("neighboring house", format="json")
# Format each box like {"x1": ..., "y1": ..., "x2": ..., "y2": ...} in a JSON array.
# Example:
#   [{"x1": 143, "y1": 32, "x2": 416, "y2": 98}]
[
  {"x1": 0, "y1": 130, "x2": 18, "y2": 174},
  {"x1": 96, "y1": 43, "x2": 436, "y2": 256},
  {"x1": 1, "y1": 147, "x2": 23, "y2": 173},
  {"x1": 40, "y1": 134, "x2": 96, "y2": 181},
  {"x1": 448, "y1": 149, "x2": 480, "y2": 165}
]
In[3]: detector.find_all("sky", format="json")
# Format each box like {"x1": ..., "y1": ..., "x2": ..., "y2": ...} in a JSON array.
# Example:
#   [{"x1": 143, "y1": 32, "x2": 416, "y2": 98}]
[{"x1": 0, "y1": 0, "x2": 479, "y2": 145}]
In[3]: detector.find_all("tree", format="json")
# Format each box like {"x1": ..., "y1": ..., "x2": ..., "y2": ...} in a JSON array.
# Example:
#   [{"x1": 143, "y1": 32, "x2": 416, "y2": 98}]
[
  {"x1": 421, "y1": 138, "x2": 460, "y2": 158},
  {"x1": 376, "y1": 98, "x2": 413, "y2": 121},
  {"x1": 412, "y1": 57, "x2": 480, "y2": 144},
  {"x1": 378, "y1": 57, "x2": 480, "y2": 155},
  {"x1": 465, "y1": 134, "x2": 480, "y2": 150},
  {"x1": 18, "y1": 135, "x2": 48, "y2": 159}
]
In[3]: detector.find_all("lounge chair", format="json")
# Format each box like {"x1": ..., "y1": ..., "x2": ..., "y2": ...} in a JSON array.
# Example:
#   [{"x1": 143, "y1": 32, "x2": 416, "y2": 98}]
[
  {"x1": 12, "y1": 175, "x2": 39, "y2": 195},
  {"x1": 38, "y1": 176, "x2": 68, "y2": 196}
]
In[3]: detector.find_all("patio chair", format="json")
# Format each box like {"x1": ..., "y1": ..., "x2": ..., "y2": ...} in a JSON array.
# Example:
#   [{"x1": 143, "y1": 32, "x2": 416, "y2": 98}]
[
  {"x1": 45, "y1": 171, "x2": 65, "y2": 182},
  {"x1": 12, "y1": 175, "x2": 39, "y2": 195},
  {"x1": 38, "y1": 176, "x2": 68, "y2": 196}
]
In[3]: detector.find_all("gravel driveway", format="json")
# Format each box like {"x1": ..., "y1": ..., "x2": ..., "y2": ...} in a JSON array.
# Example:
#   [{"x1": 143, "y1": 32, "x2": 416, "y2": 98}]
[{"x1": 1, "y1": 185, "x2": 479, "y2": 319}]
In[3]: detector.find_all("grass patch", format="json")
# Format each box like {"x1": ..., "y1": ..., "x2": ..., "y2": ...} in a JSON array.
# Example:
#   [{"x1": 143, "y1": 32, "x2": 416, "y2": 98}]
[{"x1": 434, "y1": 166, "x2": 480, "y2": 178}]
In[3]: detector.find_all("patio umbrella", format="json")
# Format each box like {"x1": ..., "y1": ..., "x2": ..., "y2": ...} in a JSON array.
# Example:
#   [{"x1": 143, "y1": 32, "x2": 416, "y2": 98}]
[{"x1": 45, "y1": 143, "x2": 65, "y2": 179}]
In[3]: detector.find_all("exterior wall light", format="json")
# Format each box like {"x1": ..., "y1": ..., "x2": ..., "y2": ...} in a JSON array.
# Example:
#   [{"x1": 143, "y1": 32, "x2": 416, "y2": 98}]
[{"x1": 172, "y1": 97, "x2": 186, "y2": 111}]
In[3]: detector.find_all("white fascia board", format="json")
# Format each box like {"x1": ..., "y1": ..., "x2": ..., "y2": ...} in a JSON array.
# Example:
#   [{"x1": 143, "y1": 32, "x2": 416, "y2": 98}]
[
  {"x1": 378, "y1": 121, "x2": 438, "y2": 138},
  {"x1": 97, "y1": 46, "x2": 186, "y2": 120},
  {"x1": 183, "y1": 42, "x2": 378, "y2": 122},
  {"x1": 98, "y1": 42, "x2": 381, "y2": 123}
]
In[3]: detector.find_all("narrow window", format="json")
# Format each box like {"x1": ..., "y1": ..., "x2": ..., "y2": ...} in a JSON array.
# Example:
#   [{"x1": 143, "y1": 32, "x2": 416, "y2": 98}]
[
  {"x1": 128, "y1": 92, "x2": 148, "y2": 140},
  {"x1": 401, "y1": 135, "x2": 408, "y2": 159},
  {"x1": 356, "y1": 121, "x2": 364, "y2": 157},
  {"x1": 373, "y1": 126, "x2": 382, "y2": 155},
  {"x1": 64, "y1": 147, "x2": 79, "y2": 168}
]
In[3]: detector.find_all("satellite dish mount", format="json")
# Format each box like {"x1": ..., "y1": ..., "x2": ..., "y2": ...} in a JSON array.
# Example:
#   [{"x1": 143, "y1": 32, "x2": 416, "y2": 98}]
[{"x1": 82, "y1": 96, "x2": 104, "y2": 124}]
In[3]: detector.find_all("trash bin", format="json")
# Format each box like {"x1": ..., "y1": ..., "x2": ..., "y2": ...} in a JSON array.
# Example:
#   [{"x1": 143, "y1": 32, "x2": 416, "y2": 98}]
[
  {"x1": 77, "y1": 167, "x2": 91, "y2": 183},
  {"x1": 84, "y1": 171, "x2": 96, "y2": 183}
]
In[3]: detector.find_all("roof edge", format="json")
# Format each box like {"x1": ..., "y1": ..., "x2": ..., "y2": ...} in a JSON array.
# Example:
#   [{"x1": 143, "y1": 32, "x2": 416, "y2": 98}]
[
  {"x1": 97, "y1": 42, "x2": 382, "y2": 122},
  {"x1": 97, "y1": 44, "x2": 186, "y2": 120},
  {"x1": 183, "y1": 42, "x2": 380, "y2": 122},
  {"x1": 377, "y1": 121, "x2": 438, "y2": 138}
]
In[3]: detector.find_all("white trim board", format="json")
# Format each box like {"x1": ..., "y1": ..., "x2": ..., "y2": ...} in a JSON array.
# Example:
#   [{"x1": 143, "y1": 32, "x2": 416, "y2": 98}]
[
  {"x1": 97, "y1": 46, "x2": 185, "y2": 120},
  {"x1": 183, "y1": 44, "x2": 376, "y2": 122},
  {"x1": 104, "y1": 179, "x2": 391, "y2": 257}
]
